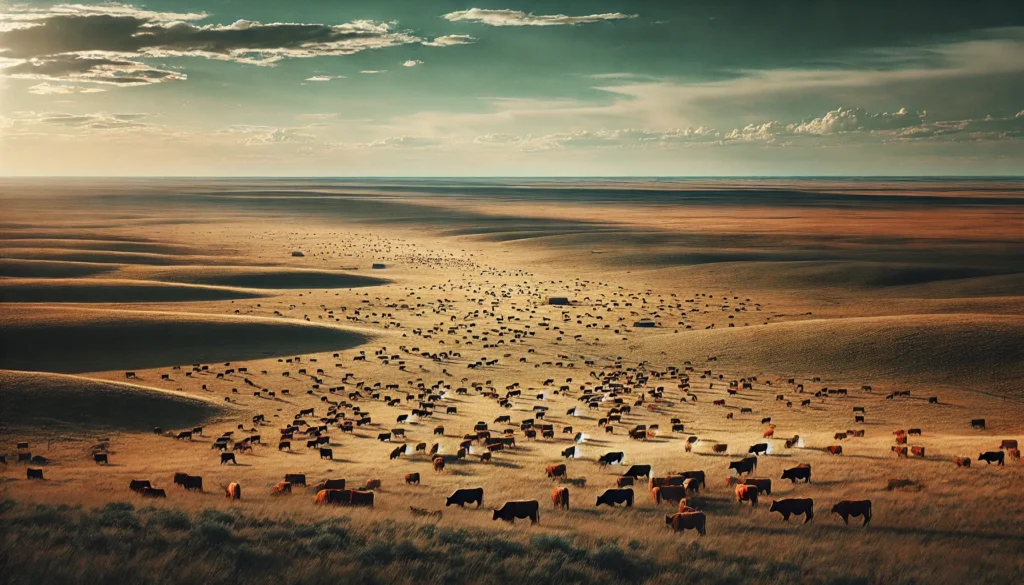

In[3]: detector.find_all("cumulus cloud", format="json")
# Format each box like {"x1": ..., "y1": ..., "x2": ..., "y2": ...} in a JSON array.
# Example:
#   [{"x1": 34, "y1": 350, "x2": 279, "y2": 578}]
[
  {"x1": 421, "y1": 34, "x2": 475, "y2": 47},
  {"x1": 0, "y1": 3, "x2": 447, "y2": 88},
  {"x1": 219, "y1": 125, "x2": 318, "y2": 146},
  {"x1": 402, "y1": 60, "x2": 423, "y2": 67},
  {"x1": 443, "y1": 8, "x2": 636, "y2": 27}
]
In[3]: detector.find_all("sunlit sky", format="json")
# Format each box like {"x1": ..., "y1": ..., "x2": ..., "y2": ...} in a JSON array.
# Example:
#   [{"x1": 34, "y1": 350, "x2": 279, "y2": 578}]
[{"x1": 1, "y1": 1, "x2": 1022, "y2": 176}]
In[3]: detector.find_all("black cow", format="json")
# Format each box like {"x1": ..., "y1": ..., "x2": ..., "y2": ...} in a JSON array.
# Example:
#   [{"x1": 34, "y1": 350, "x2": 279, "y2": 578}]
[
  {"x1": 174, "y1": 473, "x2": 203, "y2": 491},
  {"x1": 621, "y1": 464, "x2": 651, "y2": 479},
  {"x1": 680, "y1": 470, "x2": 706, "y2": 489},
  {"x1": 770, "y1": 498, "x2": 814, "y2": 523},
  {"x1": 320, "y1": 448, "x2": 333, "y2": 460},
  {"x1": 971, "y1": 419, "x2": 986, "y2": 429},
  {"x1": 781, "y1": 464, "x2": 812, "y2": 483},
  {"x1": 729, "y1": 457, "x2": 757, "y2": 476},
  {"x1": 561, "y1": 446, "x2": 576, "y2": 459},
  {"x1": 978, "y1": 451, "x2": 1005, "y2": 465},
  {"x1": 129, "y1": 479, "x2": 152, "y2": 493},
  {"x1": 26, "y1": 468, "x2": 44, "y2": 480},
  {"x1": 831, "y1": 500, "x2": 872, "y2": 526},
  {"x1": 446, "y1": 487, "x2": 484, "y2": 508},
  {"x1": 93, "y1": 453, "x2": 109, "y2": 464},
  {"x1": 748, "y1": 443, "x2": 769, "y2": 456},
  {"x1": 492, "y1": 500, "x2": 539, "y2": 524},
  {"x1": 220, "y1": 453, "x2": 236, "y2": 464},
  {"x1": 598, "y1": 452, "x2": 624, "y2": 466},
  {"x1": 596, "y1": 488, "x2": 634, "y2": 507}
]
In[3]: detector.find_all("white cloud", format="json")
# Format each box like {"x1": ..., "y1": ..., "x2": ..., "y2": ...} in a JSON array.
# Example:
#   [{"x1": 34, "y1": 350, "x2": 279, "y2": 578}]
[
  {"x1": 360, "y1": 70, "x2": 387, "y2": 74},
  {"x1": 402, "y1": 60, "x2": 424, "y2": 67},
  {"x1": 27, "y1": 82, "x2": 106, "y2": 95},
  {"x1": 443, "y1": 8, "x2": 637, "y2": 27},
  {"x1": 421, "y1": 35, "x2": 475, "y2": 47},
  {"x1": 219, "y1": 125, "x2": 318, "y2": 146},
  {"x1": 367, "y1": 136, "x2": 440, "y2": 148},
  {"x1": 3, "y1": 111, "x2": 152, "y2": 132},
  {"x1": 304, "y1": 75, "x2": 344, "y2": 82}
]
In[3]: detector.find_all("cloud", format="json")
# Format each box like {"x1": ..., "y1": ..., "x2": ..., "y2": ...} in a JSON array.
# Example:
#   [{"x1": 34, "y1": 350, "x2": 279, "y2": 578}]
[
  {"x1": 27, "y1": 82, "x2": 106, "y2": 95},
  {"x1": 305, "y1": 75, "x2": 344, "y2": 82},
  {"x1": 367, "y1": 136, "x2": 440, "y2": 148},
  {"x1": 421, "y1": 34, "x2": 475, "y2": 47},
  {"x1": 360, "y1": 70, "x2": 387, "y2": 74},
  {"x1": 219, "y1": 125, "x2": 318, "y2": 146},
  {"x1": 402, "y1": 60, "x2": 423, "y2": 67},
  {"x1": 3, "y1": 111, "x2": 152, "y2": 132},
  {"x1": 443, "y1": 8, "x2": 636, "y2": 27},
  {"x1": 5, "y1": 54, "x2": 187, "y2": 86}
]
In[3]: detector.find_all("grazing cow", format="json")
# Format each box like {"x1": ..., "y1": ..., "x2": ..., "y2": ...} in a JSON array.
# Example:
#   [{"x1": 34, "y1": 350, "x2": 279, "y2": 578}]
[
  {"x1": 175, "y1": 431, "x2": 192, "y2": 440},
  {"x1": 781, "y1": 464, "x2": 812, "y2": 483},
  {"x1": 561, "y1": 446, "x2": 576, "y2": 459},
  {"x1": 434, "y1": 426, "x2": 445, "y2": 436},
  {"x1": 552, "y1": 487, "x2": 570, "y2": 509},
  {"x1": 377, "y1": 433, "x2": 391, "y2": 442},
  {"x1": 141, "y1": 487, "x2": 166, "y2": 498},
  {"x1": 770, "y1": 498, "x2": 814, "y2": 523},
  {"x1": 886, "y1": 479, "x2": 916, "y2": 490},
  {"x1": 673, "y1": 424, "x2": 686, "y2": 433},
  {"x1": 93, "y1": 453, "x2": 109, "y2": 465},
  {"x1": 285, "y1": 473, "x2": 306, "y2": 486},
  {"x1": 405, "y1": 472, "x2": 420, "y2": 485},
  {"x1": 220, "y1": 453, "x2": 236, "y2": 465},
  {"x1": 826, "y1": 445, "x2": 843, "y2": 456},
  {"x1": 831, "y1": 500, "x2": 872, "y2": 526},
  {"x1": 910, "y1": 446, "x2": 925, "y2": 458},
  {"x1": 433, "y1": 457, "x2": 446, "y2": 472},
  {"x1": 621, "y1": 464, "x2": 651, "y2": 479},
  {"x1": 928, "y1": 396, "x2": 939, "y2": 404},
  {"x1": 1000, "y1": 440, "x2": 1018, "y2": 450},
  {"x1": 971, "y1": 419, "x2": 986, "y2": 430},
  {"x1": 225, "y1": 482, "x2": 241, "y2": 500},
  {"x1": 314, "y1": 489, "x2": 350, "y2": 505},
  {"x1": 457, "y1": 448, "x2": 467, "y2": 459},
  {"x1": 129, "y1": 479, "x2": 152, "y2": 493},
  {"x1": 492, "y1": 500, "x2": 539, "y2": 524},
  {"x1": 680, "y1": 470, "x2": 707, "y2": 489},
  {"x1": 744, "y1": 478, "x2": 772, "y2": 495},
  {"x1": 735, "y1": 484, "x2": 758, "y2": 506},
  {"x1": 480, "y1": 452, "x2": 492, "y2": 463},
  {"x1": 278, "y1": 441, "x2": 291, "y2": 451},
  {"x1": 364, "y1": 478, "x2": 382, "y2": 490},
  {"x1": 665, "y1": 512, "x2": 706, "y2": 536},
  {"x1": 546, "y1": 464, "x2": 567, "y2": 479},
  {"x1": 953, "y1": 457, "x2": 971, "y2": 468},
  {"x1": 596, "y1": 488, "x2": 634, "y2": 507},
  {"x1": 616, "y1": 477, "x2": 634, "y2": 488},
  {"x1": 748, "y1": 443, "x2": 769, "y2": 456},
  {"x1": 597, "y1": 452, "x2": 624, "y2": 466},
  {"x1": 651, "y1": 486, "x2": 688, "y2": 505},
  {"x1": 315, "y1": 479, "x2": 346, "y2": 491},
  {"x1": 978, "y1": 451, "x2": 1004, "y2": 465},
  {"x1": 892, "y1": 445, "x2": 908, "y2": 458},
  {"x1": 389, "y1": 446, "x2": 404, "y2": 460},
  {"x1": 446, "y1": 488, "x2": 484, "y2": 508},
  {"x1": 834, "y1": 433, "x2": 847, "y2": 441},
  {"x1": 272, "y1": 481, "x2": 292, "y2": 494},
  {"x1": 712, "y1": 444, "x2": 728, "y2": 454},
  {"x1": 729, "y1": 457, "x2": 757, "y2": 476},
  {"x1": 174, "y1": 473, "x2": 203, "y2": 491}
]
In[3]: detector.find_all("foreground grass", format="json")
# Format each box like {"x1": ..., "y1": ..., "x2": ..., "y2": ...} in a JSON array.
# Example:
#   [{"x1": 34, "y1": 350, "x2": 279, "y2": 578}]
[{"x1": 0, "y1": 499, "x2": 874, "y2": 585}]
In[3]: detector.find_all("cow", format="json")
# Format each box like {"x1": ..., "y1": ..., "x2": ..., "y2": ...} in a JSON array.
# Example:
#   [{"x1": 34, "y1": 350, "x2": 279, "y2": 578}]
[
  {"x1": 729, "y1": 457, "x2": 757, "y2": 476},
  {"x1": 434, "y1": 426, "x2": 445, "y2": 436},
  {"x1": 1000, "y1": 440, "x2": 1018, "y2": 450},
  {"x1": 908, "y1": 428, "x2": 922, "y2": 436},
  {"x1": 174, "y1": 473, "x2": 203, "y2": 491},
  {"x1": 744, "y1": 478, "x2": 772, "y2": 495},
  {"x1": 1009, "y1": 448, "x2": 1021, "y2": 461},
  {"x1": 314, "y1": 489, "x2": 350, "y2": 505},
  {"x1": 763, "y1": 428, "x2": 775, "y2": 439},
  {"x1": 651, "y1": 486, "x2": 688, "y2": 504},
  {"x1": 748, "y1": 443, "x2": 769, "y2": 456},
  {"x1": 175, "y1": 431, "x2": 192, "y2": 440},
  {"x1": 225, "y1": 482, "x2": 242, "y2": 500},
  {"x1": 665, "y1": 512, "x2": 706, "y2": 536},
  {"x1": 886, "y1": 479, "x2": 916, "y2": 490},
  {"x1": 141, "y1": 487, "x2": 166, "y2": 498},
  {"x1": 317, "y1": 447, "x2": 332, "y2": 460},
  {"x1": 546, "y1": 464, "x2": 567, "y2": 479},
  {"x1": 364, "y1": 478, "x2": 382, "y2": 490},
  {"x1": 769, "y1": 498, "x2": 814, "y2": 523},
  {"x1": 26, "y1": 468, "x2": 44, "y2": 480},
  {"x1": 129, "y1": 479, "x2": 152, "y2": 493},
  {"x1": 978, "y1": 451, "x2": 1004, "y2": 465},
  {"x1": 971, "y1": 419, "x2": 986, "y2": 430},
  {"x1": 910, "y1": 446, "x2": 925, "y2": 458},
  {"x1": 833, "y1": 433, "x2": 847, "y2": 441},
  {"x1": 621, "y1": 464, "x2": 651, "y2": 479},
  {"x1": 278, "y1": 441, "x2": 291, "y2": 451},
  {"x1": 480, "y1": 452, "x2": 492, "y2": 463},
  {"x1": 272, "y1": 481, "x2": 292, "y2": 494},
  {"x1": 415, "y1": 443, "x2": 427, "y2": 453},
  {"x1": 831, "y1": 500, "x2": 872, "y2": 525},
  {"x1": 552, "y1": 487, "x2": 570, "y2": 509},
  {"x1": 93, "y1": 453, "x2": 109, "y2": 465},
  {"x1": 735, "y1": 484, "x2": 758, "y2": 506},
  {"x1": 315, "y1": 479, "x2": 346, "y2": 491},
  {"x1": 826, "y1": 445, "x2": 843, "y2": 456},
  {"x1": 781, "y1": 464, "x2": 811, "y2": 483},
  {"x1": 597, "y1": 452, "x2": 624, "y2": 466},
  {"x1": 712, "y1": 444, "x2": 728, "y2": 454},
  {"x1": 892, "y1": 445, "x2": 908, "y2": 458},
  {"x1": 446, "y1": 488, "x2": 484, "y2": 508},
  {"x1": 680, "y1": 470, "x2": 707, "y2": 489},
  {"x1": 433, "y1": 457, "x2": 446, "y2": 472},
  {"x1": 492, "y1": 500, "x2": 539, "y2": 524},
  {"x1": 285, "y1": 473, "x2": 306, "y2": 486},
  {"x1": 855, "y1": 415, "x2": 865, "y2": 423},
  {"x1": 953, "y1": 457, "x2": 971, "y2": 468},
  {"x1": 784, "y1": 436, "x2": 800, "y2": 449},
  {"x1": 616, "y1": 477, "x2": 634, "y2": 488},
  {"x1": 596, "y1": 488, "x2": 634, "y2": 507},
  {"x1": 389, "y1": 446, "x2": 403, "y2": 461}
]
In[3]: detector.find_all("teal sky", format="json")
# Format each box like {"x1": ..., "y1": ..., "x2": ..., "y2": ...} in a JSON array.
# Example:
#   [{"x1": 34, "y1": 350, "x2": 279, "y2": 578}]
[{"x1": 1, "y1": 1, "x2": 1023, "y2": 176}]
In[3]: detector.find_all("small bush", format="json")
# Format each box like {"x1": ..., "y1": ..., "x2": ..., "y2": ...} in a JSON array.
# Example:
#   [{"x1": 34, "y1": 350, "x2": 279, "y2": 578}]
[{"x1": 149, "y1": 508, "x2": 191, "y2": 531}]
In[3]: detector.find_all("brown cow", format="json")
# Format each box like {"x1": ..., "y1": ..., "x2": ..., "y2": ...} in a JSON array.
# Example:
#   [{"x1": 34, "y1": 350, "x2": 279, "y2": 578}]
[
  {"x1": 665, "y1": 512, "x2": 706, "y2": 536},
  {"x1": 314, "y1": 479, "x2": 346, "y2": 491},
  {"x1": 651, "y1": 486, "x2": 688, "y2": 504},
  {"x1": 364, "y1": 478, "x2": 382, "y2": 490},
  {"x1": 712, "y1": 444, "x2": 728, "y2": 453},
  {"x1": 826, "y1": 445, "x2": 843, "y2": 455},
  {"x1": 764, "y1": 428, "x2": 775, "y2": 439},
  {"x1": 744, "y1": 478, "x2": 772, "y2": 495},
  {"x1": 953, "y1": 457, "x2": 971, "y2": 468},
  {"x1": 405, "y1": 472, "x2": 420, "y2": 485},
  {"x1": 314, "y1": 488, "x2": 349, "y2": 505},
  {"x1": 272, "y1": 481, "x2": 292, "y2": 494},
  {"x1": 225, "y1": 482, "x2": 241, "y2": 500},
  {"x1": 910, "y1": 446, "x2": 925, "y2": 457},
  {"x1": 433, "y1": 457, "x2": 446, "y2": 473},
  {"x1": 892, "y1": 445, "x2": 908, "y2": 458},
  {"x1": 546, "y1": 464, "x2": 567, "y2": 479},
  {"x1": 677, "y1": 499, "x2": 695, "y2": 514},
  {"x1": 616, "y1": 476, "x2": 634, "y2": 488},
  {"x1": 735, "y1": 484, "x2": 758, "y2": 506},
  {"x1": 1000, "y1": 439, "x2": 1018, "y2": 450},
  {"x1": 552, "y1": 487, "x2": 570, "y2": 509},
  {"x1": 831, "y1": 500, "x2": 871, "y2": 525}
]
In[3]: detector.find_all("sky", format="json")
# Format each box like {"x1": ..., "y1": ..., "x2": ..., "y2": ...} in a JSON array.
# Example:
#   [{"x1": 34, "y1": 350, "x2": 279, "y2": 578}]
[{"x1": 0, "y1": 0, "x2": 1023, "y2": 176}]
